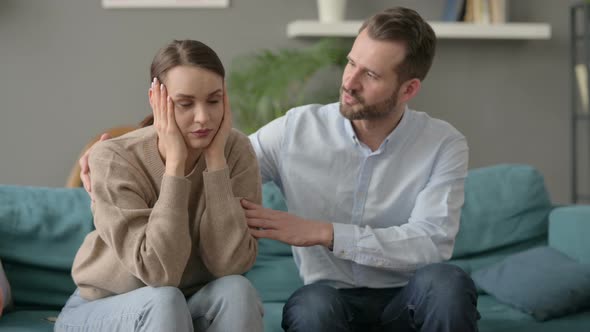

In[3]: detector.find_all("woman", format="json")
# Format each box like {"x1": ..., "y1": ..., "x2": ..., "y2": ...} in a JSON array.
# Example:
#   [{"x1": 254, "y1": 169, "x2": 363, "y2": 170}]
[
  {"x1": 55, "y1": 40, "x2": 263, "y2": 332},
  {"x1": 0, "y1": 260, "x2": 11, "y2": 317}
]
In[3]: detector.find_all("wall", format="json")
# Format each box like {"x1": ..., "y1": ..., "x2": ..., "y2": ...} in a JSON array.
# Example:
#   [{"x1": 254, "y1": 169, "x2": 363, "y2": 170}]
[{"x1": 0, "y1": 0, "x2": 578, "y2": 203}]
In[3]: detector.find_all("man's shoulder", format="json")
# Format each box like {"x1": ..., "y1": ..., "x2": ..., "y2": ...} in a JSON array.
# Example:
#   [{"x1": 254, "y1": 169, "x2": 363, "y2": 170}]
[
  {"x1": 410, "y1": 110, "x2": 465, "y2": 141},
  {"x1": 285, "y1": 102, "x2": 340, "y2": 121}
]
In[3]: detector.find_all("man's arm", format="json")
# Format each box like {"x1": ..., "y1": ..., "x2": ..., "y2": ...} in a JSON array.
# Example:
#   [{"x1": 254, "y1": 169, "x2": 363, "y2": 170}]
[
  {"x1": 244, "y1": 136, "x2": 468, "y2": 271},
  {"x1": 248, "y1": 115, "x2": 287, "y2": 185},
  {"x1": 79, "y1": 133, "x2": 111, "y2": 198}
]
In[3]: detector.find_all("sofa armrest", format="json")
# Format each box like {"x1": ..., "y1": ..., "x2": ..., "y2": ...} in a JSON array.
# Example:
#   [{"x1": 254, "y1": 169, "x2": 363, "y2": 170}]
[{"x1": 548, "y1": 206, "x2": 590, "y2": 264}]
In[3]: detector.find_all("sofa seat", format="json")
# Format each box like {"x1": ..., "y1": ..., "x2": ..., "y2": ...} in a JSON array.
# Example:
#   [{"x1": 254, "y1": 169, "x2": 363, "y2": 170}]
[
  {"x1": 477, "y1": 295, "x2": 590, "y2": 332},
  {"x1": 0, "y1": 310, "x2": 57, "y2": 331}
]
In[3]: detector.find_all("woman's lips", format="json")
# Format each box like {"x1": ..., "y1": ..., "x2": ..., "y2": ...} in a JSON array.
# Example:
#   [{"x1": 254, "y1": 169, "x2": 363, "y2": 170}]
[{"x1": 190, "y1": 129, "x2": 212, "y2": 138}]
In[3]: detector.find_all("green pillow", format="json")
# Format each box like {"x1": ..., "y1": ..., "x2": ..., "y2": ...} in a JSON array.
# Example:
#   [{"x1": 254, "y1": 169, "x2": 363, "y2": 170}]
[
  {"x1": 453, "y1": 164, "x2": 552, "y2": 258},
  {"x1": 0, "y1": 186, "x2": 93, "y2": 308},
  {"x1": 472, "y1": 246, "x2": 590, "y2": 321}
]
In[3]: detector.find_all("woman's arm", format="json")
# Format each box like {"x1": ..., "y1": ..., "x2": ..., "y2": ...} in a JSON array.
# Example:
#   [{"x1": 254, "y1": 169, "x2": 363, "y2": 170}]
[
  {"x1": 199, "y1": 131, "x2": 261, "y2": 276},
  {"x1": 89, "y1": 142, "x2": 192, "y2": 287}
]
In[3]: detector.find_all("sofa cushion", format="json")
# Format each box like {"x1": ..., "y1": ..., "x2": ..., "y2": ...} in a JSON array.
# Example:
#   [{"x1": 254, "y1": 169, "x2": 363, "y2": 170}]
[
  {"x1": 245, "y1": 255, "x2": 303, "y2": 303},
  {"x1": 0, "y1": 186, "x2": 93, "y2": 308},
  {"x1": 477, "y1": 295, "x2": 590, "y2": 332},
  {"x1": 472, "y1": 246, "x2": 590, "y2": 321},
  {"x1": 0, "y1": 310, "x2": 58, "y2": 332},
  {"x1": 453, "y1": 164, "x2": 552, "y2": 258},
  {"x1": 549, "y1": 206, "x2": 590, "y2": 264}
]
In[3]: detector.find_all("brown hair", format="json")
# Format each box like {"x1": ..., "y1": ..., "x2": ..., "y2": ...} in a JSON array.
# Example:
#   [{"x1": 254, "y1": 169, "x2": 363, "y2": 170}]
[
  {"x1": 139, "y1": 39, "x2": 225, "y2": 127},
  {"x1": 359, "y1": 7, "x2": 436, "y2": 83}
]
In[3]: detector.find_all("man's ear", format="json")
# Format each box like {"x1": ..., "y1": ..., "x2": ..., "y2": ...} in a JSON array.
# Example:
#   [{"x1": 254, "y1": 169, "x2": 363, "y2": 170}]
[{"x1": 398, "y1": 78, "x2": 422, "y2": 104}]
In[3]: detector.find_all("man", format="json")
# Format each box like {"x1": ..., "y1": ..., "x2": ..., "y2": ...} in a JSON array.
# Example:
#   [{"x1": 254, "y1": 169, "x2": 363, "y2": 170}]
[{"x1": 81, "y1": 7, "x2": 479, "y2": 331}]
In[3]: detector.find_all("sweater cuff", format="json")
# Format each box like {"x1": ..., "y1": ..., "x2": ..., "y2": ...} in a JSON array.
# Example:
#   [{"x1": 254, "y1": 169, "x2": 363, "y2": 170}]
[
  {"x1": 332, "y1": 223, "x2": 358, "y2": 261},
  {"x1": 158, "y1": 175, "x2": 191, "y2": 209},
  {"x1": 203, "y1": 167, "x2": 234, "y2": 203}
]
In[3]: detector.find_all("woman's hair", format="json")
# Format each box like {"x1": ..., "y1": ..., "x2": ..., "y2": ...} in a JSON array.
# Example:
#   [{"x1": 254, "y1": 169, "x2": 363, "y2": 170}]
[{"x1": 139, "y1": 39, "x2": 225, "y2": 127}]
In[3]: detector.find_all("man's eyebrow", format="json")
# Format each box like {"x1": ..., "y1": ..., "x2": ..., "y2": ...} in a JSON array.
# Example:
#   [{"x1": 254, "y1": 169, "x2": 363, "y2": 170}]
[{"x1": 347, "y1": 56, "x2": 381, "y2": 77}]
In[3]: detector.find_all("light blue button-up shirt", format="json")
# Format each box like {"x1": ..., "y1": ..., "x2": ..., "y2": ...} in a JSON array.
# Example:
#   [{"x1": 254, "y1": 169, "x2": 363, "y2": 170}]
[{"x1": 249, "y1": 102, "x2": 469, "y2": 289}]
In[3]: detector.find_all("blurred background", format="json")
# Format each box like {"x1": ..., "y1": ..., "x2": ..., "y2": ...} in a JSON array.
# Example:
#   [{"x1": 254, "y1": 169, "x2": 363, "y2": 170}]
[{"x1": 0, "y1": 0, "x2": 580, "y2": 204}]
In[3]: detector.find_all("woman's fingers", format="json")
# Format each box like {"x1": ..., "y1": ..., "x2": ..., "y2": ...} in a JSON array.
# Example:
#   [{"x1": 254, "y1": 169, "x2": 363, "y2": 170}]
[
  {"x1": 159, "y1": 82, "x2": 167, "y2": 127},
  {"x1": 152, "y1": 78, "x2": 160, "y2": 126},
  {"x1": 223, "y1": 84, "x2": 233, "y2": 128},
  {"x1": 166, "y1": 95, "x2": 175, "y2": 131}
]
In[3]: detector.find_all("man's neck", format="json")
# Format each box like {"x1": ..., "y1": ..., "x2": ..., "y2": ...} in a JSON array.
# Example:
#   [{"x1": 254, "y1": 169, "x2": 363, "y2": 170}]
[{"x1": 352, "y1": 105, "x2": 405, "y2": 152}]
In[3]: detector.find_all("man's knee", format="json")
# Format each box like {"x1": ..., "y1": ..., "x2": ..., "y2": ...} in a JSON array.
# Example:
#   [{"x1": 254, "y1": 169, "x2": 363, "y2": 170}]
[
  {"x1": 285, "y1": 283, "x2": 340, "y2": 312},
  {"x1": 282, "y1": 283, "x2": 347, "y2": 330},
  {"x1": 414, "y1": 263, "x2": 475, "y2": 294}
]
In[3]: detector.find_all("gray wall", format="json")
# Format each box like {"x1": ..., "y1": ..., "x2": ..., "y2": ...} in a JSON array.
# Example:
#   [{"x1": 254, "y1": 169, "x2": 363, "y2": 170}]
[{"x1": 0, "y1": 0, "x2": 580, "y2": 204}]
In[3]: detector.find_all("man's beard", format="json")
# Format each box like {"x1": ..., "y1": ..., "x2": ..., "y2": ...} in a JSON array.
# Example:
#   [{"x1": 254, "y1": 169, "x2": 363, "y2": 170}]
[{"x1": 339, "y1": 87, "x2": 399, "y2": 120}]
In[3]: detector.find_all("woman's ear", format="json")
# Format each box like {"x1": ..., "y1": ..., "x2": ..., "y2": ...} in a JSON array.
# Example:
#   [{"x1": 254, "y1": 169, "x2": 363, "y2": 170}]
[{"x1": 148, "y1": 87, "x2": 154, "y2": 108}]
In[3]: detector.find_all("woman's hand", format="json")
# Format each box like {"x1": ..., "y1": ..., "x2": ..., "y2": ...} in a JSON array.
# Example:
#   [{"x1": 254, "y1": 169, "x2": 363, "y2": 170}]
[
  {"x1": 204, "y1": 84, "x2": 232, "y2": 171},
  {"x1": 151, "y1": 78, "x2": 187, "y2": 176}
]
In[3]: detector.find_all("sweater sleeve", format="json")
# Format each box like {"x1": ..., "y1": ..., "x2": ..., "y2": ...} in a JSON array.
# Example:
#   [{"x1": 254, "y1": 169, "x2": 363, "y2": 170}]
[
  {"x1": 89, "y1": 142, "x2": 192, "y2": 287},
  {"x1": 199, "y1": 131, "x2": 261, "y2": 276}
]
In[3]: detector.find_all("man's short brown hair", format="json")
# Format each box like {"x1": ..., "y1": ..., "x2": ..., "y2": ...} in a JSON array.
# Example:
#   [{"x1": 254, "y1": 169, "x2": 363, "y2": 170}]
[{"x1": 360, "y1": 7, "x2": 436, "y2": 83}]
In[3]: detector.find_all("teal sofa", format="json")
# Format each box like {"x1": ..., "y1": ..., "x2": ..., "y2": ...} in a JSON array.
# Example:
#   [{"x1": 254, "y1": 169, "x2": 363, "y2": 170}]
[{"x1": 0, "y1": 164, "x2": 589, "y2": 331}]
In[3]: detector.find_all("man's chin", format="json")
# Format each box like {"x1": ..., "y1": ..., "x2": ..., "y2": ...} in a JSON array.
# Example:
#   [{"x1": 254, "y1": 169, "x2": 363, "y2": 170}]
[{"x1": 339, "y1": 103, "x2": 358, "y2": 120}]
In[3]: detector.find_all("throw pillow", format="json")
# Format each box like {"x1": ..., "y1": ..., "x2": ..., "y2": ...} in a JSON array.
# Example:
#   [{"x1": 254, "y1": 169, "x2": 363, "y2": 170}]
[{"x1": 472, "y1": 246, "x2": 590, "y2": 321}]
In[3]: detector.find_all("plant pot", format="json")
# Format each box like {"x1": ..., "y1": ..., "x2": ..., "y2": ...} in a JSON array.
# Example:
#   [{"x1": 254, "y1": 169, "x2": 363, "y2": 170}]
[{"x1": 317, "y1": 0, "x2": 347, "y2": 23}]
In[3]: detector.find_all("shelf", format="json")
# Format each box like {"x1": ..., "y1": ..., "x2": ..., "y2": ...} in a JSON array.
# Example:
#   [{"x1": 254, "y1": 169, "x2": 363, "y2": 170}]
[{"x1": 287, "y1": 21, "x2": 552, "y2": 40}]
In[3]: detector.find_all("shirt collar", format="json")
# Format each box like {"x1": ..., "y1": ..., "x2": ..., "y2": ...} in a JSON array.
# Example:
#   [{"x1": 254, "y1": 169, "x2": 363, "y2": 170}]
[{"x1": 342, "y1": 105, "x2": 411, "y2": 150}]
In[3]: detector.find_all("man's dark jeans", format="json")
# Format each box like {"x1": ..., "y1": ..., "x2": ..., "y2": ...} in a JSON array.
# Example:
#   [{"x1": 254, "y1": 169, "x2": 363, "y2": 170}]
[{"x1": 282, "y1": 263, "x2": 480, "y2": 332}]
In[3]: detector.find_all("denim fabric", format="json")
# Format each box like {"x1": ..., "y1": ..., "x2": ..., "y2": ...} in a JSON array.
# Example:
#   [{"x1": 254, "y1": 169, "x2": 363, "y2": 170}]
[
  {"x1": 54, "y1": 275, "x2": 263, "y2": 332},
  {"x1": 282, "y1": 263, "x2": 480, "y2": 332}
]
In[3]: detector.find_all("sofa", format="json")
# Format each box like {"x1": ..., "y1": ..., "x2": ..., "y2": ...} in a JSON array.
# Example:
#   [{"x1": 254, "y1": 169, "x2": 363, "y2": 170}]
[{"x1": 0, "y1": 164, "x2": 589, "y2": 331}]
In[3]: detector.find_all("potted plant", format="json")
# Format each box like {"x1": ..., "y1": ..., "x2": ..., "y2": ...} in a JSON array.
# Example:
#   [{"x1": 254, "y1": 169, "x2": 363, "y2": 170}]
[{"x1": 228, "y1": 38, "x2": 350, "y2": 134}]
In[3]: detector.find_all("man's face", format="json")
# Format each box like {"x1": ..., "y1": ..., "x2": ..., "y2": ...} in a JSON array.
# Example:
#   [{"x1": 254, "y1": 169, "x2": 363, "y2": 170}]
[{"x1": 340, "y1": 29, "x2": 406, "y2": 120}]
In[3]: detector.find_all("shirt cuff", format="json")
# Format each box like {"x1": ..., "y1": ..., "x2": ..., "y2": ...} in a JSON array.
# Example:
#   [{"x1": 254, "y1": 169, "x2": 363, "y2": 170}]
[{"x1": 332, "y1": 223, "x2": 358, "y2": 260}]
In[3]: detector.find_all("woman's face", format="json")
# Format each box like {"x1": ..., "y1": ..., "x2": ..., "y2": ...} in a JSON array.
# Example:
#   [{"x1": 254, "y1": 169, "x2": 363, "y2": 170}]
[{"x1": 162, "y1": 65, "x2": 224, "y2": 151}]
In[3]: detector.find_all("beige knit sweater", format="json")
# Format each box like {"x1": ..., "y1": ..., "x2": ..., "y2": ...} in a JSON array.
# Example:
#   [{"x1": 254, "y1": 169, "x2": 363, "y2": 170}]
[{"x1": 72, "y1": 126, "x2": 261, "y2": 300}]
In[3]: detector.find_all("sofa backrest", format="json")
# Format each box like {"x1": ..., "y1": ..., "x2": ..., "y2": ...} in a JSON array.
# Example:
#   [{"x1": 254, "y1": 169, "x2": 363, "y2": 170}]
[
  {"x1": 0, "y1": 164, "x2": 554, "y2": 308},
  {"x1": 0, "y1": 186, "x2": 92, "y2": 309}
]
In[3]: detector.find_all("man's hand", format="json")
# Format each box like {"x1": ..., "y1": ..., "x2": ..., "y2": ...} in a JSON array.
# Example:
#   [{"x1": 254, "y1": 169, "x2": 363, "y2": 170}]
[
  {"x1": 79, "y1": 133, "x2": 111, "y2": 199},
  {"x1": 241, "y1": 199, "x2": 333, "y2": 248}
]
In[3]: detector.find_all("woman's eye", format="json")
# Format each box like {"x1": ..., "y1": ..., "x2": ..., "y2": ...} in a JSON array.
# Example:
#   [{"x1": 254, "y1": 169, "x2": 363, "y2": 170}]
[
  {"x1": 178, "y1": 103, "x2": 193, "y2": 108},
  {"x1": 207, "y1": 100, "x2": 220, "y2": 104}
]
